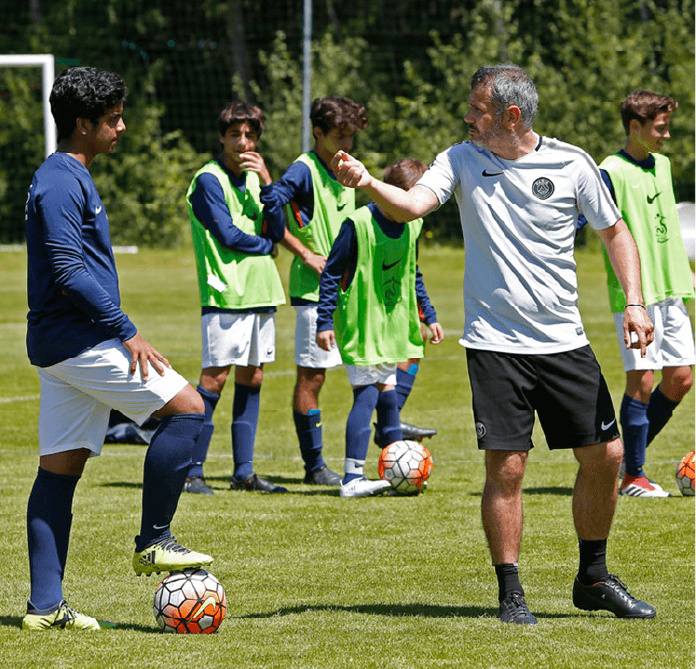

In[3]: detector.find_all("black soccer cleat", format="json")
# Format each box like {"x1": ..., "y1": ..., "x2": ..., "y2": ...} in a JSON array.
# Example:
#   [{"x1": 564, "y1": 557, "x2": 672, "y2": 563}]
[
  {"x1": 572, "y1": 575, "x2": 656, "y2": 619},
  {"x1": 230, "y1": 473, "x2": 288, "y2": 494},
  {"x1": 303, "y1": 465, "x2": 342, "y2": 486},
  {"x1": 183, "y1": 475, "x2": 214, "y2": 496},
  {"x1": 373, "y1": 421, "x2": 437, "y2": 448},
  {"x1": 497, "y1": 591, "x2": 538, "y2": 624}
]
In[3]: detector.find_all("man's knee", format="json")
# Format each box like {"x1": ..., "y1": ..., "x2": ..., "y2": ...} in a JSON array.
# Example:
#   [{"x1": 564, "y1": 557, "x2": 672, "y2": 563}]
[{"x1": 485, "y1": 450, "x2": 527, "y2": 491}]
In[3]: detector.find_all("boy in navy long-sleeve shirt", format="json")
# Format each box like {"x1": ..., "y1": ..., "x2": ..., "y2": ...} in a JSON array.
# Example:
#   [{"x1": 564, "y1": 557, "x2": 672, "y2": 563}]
[{"x1": 23, "y1": 67, "x2": 212, "y2": 632}]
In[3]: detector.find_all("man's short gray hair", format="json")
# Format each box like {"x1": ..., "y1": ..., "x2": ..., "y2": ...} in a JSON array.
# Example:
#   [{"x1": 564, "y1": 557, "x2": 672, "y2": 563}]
[{"x1": 471, "y1": 64, "x2": 538, "y2": 130}]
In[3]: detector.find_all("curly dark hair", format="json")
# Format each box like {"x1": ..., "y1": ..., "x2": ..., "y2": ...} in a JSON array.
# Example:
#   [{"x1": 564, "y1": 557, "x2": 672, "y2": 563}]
[
  {"x1": 310, "y1": 96, "x2": 368, "y2": 136},
  {"x1": 50, "y1": 67, "x2": 127, "y2": 141}
]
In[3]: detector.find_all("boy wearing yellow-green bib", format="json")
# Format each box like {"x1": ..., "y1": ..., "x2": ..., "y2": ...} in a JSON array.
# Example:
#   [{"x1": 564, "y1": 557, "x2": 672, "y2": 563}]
[
  {"x1": 186, "y1": 102, "x2": 287, "y2": 495},
  {"x1": 580, "y1": 90, "x2": 694, "y2": 497},
  {"x1": 316, "y1": 159, "x2": 443, "y2": 498},
  {"x1": 261, "y1": 96, "x2": 369, "y2": 486}
]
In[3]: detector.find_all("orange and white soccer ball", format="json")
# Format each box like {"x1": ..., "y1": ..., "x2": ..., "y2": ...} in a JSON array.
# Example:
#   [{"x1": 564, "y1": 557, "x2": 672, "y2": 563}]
[
  {"x1": 153, "y1": 568, "x2": 226, "y2": 633},
  {"x1": 378, "y1": 439, "x2": 433, "y2": 495},
  {"x1": 675, "y1": 451, "x2": 695, "y2": 497}
]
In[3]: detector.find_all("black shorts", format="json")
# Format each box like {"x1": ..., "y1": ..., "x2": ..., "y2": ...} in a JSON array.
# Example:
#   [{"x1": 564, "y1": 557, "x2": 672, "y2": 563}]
[{"x1": 466, "y1": 345, "x2": 620, "y2": 451}]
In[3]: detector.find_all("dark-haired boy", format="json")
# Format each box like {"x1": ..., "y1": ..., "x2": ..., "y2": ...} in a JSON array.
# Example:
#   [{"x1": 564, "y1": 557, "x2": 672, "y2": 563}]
[
  {"x1": 23, "y1": 67, "x2": 212, "y2": 631},
  {"x1": 579, "y1": 90, "x2": 694, "y2": 497},
  {"x1": 260, "y1": 96, "x2": 367, "y2": 486},
  {"x1": 263, "y1": 97, "x2": 438, "y2": 484},
  {"x1": 185, "y1": 101, "x2": 287, "y2": 495}
]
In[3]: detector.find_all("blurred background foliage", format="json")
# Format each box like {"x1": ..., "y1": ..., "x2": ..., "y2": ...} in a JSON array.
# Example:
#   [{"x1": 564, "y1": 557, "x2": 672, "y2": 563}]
[{"x1": 0, "y1": 0, "x2": 693, "y2": 246}]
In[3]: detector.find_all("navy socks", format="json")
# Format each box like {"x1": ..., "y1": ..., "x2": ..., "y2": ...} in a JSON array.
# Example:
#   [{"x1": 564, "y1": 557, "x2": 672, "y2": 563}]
[
  {"x1": 376, "y1": 388, "x2": 402, "y2": 446},
  {"x1": 231, "y1": 383, "x2": 260, "y2": 480},
  {"x1": 188, "y1": 385, "x2": 220, "y2": 479},
  {"x1": 293, "y1": 409, "x2": 326, "y2": 474},
  {"x1": 345, "y1": 385, "x2": 379, "y2": 482},
  {"x1": 395, "y1": 364, "x2": 418, "y2": 410},
  {"x1": 137, "y1": 413, "x2": 203, "y2": 550},
  {"x1": 646, "y1": 387, "x2": 679, "y2": 446},
  {"x1": 620, "y1": 395, "x2": 650, "y2": 477},
  {"x1": 27, "y1": 467, "x2": 80, "y2": 611}
]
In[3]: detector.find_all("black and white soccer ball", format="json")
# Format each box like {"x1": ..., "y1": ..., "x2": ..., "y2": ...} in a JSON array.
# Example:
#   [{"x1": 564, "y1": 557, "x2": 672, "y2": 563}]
[{"x1": 378, "y1": 439, "x2": 433, "y2": 495}]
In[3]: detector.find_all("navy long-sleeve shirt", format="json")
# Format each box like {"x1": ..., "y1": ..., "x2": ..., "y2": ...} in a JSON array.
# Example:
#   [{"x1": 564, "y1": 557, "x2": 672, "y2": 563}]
[
  {"x1": 25, "y1": 152, "x2": 137, "y2": 367},
  {"x1": 316, "y1": 203, "x2": 437, "y2": 332},
  {"x1": 259, "y1": 150, "x2": 331, "y2": 230}
]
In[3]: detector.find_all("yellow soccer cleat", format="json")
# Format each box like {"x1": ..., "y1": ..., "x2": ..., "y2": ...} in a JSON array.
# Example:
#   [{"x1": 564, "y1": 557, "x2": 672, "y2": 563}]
[
  {"x1": 133, "y1": 535, "x2": 213, "y2": 576},
  {"x1": 22, "y1": 600, "x2": 101, "y2": 631}
]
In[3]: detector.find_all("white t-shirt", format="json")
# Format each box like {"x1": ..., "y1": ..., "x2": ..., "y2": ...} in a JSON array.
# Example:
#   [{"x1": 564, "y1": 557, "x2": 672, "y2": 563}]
[{"x1": 418, "y1": 135, "x2": 621, "y2": 354}]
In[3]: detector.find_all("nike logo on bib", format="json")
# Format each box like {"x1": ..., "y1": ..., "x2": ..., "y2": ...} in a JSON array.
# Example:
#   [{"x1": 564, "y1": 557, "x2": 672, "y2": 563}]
[
  {"x1": 482, "y1": 170, "x2": 503, "y2": 177},
  {"x1": 647, "y1": 192, "x2": 660, "y2": 204},
  {"x1": 382, "y1": 259, "x2": 400, "y2": 271}
]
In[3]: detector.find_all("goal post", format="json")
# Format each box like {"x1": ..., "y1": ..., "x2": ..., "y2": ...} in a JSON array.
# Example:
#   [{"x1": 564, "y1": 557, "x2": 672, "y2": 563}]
[{"x1": 0, "y1": 54, "x2": 55, "y2": 157}]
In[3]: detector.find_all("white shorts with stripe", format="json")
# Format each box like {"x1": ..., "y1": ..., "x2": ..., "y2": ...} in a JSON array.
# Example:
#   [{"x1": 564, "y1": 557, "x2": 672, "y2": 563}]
[
  {"x1": 614, "y1": 298, "x2": 695, "y2": 372},
  {"x1": 201, "y1": 311, "x2": 276, "y2": 368},
  {"x1": 294, "y1": 305, "x2": 342, "y2": 369},
  {"x1": 345, "y1": 363, "x2": 397, "y2": 388},
  {"x1": 36, "y1": 338, "x2": 188, "y2": 457}
]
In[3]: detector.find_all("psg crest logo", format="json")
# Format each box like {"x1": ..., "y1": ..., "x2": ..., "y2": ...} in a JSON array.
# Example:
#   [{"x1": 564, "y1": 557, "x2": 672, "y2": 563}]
[{"x1": 532, "y1": 177, "x2": 554, "y2": 200}]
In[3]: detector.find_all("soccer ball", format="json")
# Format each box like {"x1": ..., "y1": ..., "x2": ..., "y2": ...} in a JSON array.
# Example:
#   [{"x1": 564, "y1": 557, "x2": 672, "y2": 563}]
[
  {"x1": 153, "y1": 568, "x2": 227, "y2": 633},
  {"x1": 378, "y1": 439, "x2": 433, "y2": 495},
  {"x1": 675, "y1": 451, "x2": 695, "y2": 497}
]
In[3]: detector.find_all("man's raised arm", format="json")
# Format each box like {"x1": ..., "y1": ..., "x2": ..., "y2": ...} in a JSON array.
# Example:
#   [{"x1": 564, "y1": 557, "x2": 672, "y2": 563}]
[{"x1": 331, "y1": 150, "x2": 439, "y2": 222}]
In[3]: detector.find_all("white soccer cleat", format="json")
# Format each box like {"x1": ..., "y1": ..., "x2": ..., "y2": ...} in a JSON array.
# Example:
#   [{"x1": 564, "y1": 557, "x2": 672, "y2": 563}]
[
  {"x1": 339, "y1": 476, "x2": 391, "y2": 498},
  {"x1": 619, "y1": 475, "x2": 670, "y2": 497}
]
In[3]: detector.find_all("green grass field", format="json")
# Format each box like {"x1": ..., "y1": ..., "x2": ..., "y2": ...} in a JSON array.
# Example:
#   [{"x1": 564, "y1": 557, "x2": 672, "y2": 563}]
[{"x1": 0, "y1": 244, "x2": 693, "y2": 669}]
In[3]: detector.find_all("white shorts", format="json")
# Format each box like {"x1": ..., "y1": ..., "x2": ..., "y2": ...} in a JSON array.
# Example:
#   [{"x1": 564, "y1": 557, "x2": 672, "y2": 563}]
[
  {"x1": 294, "y1": 305, "x2": 342, "y2": 369},
  {"x1": 345, "y1": 363, "x2": 397, "y2": 388},
  {"x1": 201, "y1": 311, "x2": 276, "y2": 368},
  {"x1": 36, "y1": 338, "x2": 188, "y2": 457},
  {"x1": 614, "y1": 298, "x2": 696, "y2": 372}
]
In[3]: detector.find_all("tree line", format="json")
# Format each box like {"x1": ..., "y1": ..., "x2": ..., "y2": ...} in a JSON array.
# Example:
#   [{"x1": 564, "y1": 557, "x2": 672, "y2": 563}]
[{"x1": 0, "y1": 0, "x2": 693, "y2": 245}]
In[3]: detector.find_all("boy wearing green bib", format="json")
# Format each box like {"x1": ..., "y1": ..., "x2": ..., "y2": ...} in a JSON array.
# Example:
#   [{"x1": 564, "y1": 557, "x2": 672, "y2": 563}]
[
  {"x1": 186, "y1": 102, "x2": 287, "y2": 495},
  {"x1": 316, "y1": 159, "x2": 443, "y2": 498},
  {"x1": 261, "y1": 96, "x2": 369, "y2": 486},
  {"x1": 583, "y1": 91, "x2": 694, "y2": 497}
]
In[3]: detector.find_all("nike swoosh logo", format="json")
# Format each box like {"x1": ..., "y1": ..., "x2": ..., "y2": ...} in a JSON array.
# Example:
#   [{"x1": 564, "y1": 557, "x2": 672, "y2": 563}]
[
  {"x1": 647, "y1": 193, "x2": 660, "y2": 204},
  {"x1": 190, "y1": 596, "x2": 217, "y2": 621},
  {"x1": 95, "y1": 205, "x2": 103, "y2": 214},
  {"x1": 482, "y1": 170, "x2": 503, "y2": 177},
  {"x1": 382, "y1": 259, "x2": 400, "y2": 271},
  {"x1": 601, "y1": 419, "x2": 616, "y2": 431},
  {"x1": 152, "y1": 524, "x2": 169, "y2": 530},
  {"x1": 337, "y1": 203, "x2": 347, "y2": 211}
]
